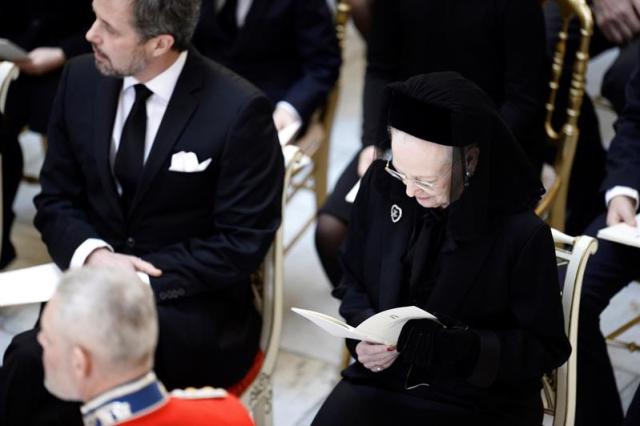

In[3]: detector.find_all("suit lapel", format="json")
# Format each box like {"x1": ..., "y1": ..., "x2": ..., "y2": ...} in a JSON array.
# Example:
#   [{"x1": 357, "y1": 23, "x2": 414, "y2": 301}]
[
  {"x1": 93, "y1": 76, "x2": 124, "y2": 220},
  {"x1": 128, "y1": 52, "x2": 203, "y2": 215}
]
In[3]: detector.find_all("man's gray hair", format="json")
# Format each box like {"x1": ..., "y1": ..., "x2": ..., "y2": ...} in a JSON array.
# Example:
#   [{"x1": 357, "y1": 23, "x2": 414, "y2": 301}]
[
  {"x1": 130, "y1": 0, "x2": 201, "y2": 51},
  {"x1": 53, "y1": 267, "x2": 158, "y2": 368}
]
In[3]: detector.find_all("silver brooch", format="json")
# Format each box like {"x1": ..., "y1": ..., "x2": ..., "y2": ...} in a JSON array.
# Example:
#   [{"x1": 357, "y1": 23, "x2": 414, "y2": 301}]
[{"x1": 391, "y1": 204, "x2": 402, "y2": 223}]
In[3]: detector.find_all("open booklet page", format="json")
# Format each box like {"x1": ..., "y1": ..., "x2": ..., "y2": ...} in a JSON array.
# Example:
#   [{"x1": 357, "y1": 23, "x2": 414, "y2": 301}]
[
  {"x1": 597, "y1": 213, "x2": 640, "y2": 248},
  {"x1": 292, "y1": 306, "x2": 438, "y2": 346}
]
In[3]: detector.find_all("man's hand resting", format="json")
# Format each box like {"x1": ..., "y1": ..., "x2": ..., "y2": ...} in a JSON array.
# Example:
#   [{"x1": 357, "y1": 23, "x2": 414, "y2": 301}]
[
  {"x1": 607, "y1": 195, "x2": 637, "y2": 226},
  {"x1": 85, "y1": 248, "x2": 162, "y2": 277}
]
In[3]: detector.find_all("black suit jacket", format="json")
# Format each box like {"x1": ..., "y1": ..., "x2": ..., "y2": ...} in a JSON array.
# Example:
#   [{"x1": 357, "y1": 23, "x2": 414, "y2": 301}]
[
  {"x1": 34, "y1": 50, "x2": 284, "y2": 388},
  {"x1": 192, "y1": 0, "x2": 341, "y2": 123},
  {"x1": 0, "y1": 0, "x2": 93, "y2": 59},
  {"x1": 338, "y1": 162, "x2": 570, "y2": 418},
  {"x1": 362, "y1": 0, "x2": 548, "y2": 167},
  {"x1": 603, "y1": 45, "x2": 640, "y2": 193}
]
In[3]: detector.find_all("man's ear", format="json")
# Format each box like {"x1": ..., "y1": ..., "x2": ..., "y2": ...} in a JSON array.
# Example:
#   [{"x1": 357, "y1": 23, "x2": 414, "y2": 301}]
[
  {"x1": 71, "y1": 345, "x2": 91, "y2": 380},
  {"x1": 148, "y1": 34, "x2": 176, "y2": 58}
]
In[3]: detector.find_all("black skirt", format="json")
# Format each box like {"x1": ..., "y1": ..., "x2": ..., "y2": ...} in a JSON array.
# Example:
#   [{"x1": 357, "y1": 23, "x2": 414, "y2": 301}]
[{"x1": 312, "y1": 377, "x2": 543, "y2": 426}]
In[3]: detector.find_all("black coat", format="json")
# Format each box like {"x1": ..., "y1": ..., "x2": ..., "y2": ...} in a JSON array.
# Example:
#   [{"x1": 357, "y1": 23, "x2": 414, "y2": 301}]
[
  {"x1": 0, "y1": 0, "x2": 93, "y2": 59},
  {"x1": 338, "y1": 161, "x2": 571, "y2": 420},
  {"x1": 0, "y1": 0, "x2": 93, "y2": 131},
  {"x1": 34, "y1": 50, "x2": 284, "y2": 388},
  {"x1": 192, "y1": 0, "x2": 342, "y2": 124},
  {"x1": 362, "y1": 0, "x2": 548, "y2": 166}
]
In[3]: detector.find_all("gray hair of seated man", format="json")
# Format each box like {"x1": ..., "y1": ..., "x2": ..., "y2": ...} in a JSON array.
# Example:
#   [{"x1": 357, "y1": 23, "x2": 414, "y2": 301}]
[
  {"x1": 52, "y1": 267, "x2": 158, "y2": 370},
  {"x1": 131, "y1": 0, "x2": 201, "y2": 51}
]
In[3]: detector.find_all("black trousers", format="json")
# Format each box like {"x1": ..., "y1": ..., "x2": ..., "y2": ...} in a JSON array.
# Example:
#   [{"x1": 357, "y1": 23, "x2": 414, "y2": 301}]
[
  {"x1": 576, "y1": 214, "x2": 640, "y2": 426},
  {"x1": 543, "y1": 2, "x2": 639, "y2": 235},
  {"x1": 0, "y1": 297, "x2": 260, "y2": 425}
]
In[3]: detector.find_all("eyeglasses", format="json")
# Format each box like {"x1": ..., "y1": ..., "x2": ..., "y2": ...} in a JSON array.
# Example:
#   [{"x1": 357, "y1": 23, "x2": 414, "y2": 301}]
[{"x1": 384, "y1": 160, "x2": 449, "y2": 193}]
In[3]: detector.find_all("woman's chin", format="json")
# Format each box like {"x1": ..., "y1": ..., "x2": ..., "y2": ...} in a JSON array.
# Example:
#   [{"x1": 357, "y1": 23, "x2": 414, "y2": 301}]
[{"x1": 415, "y1": 196, "x2": 439, "y2": 208}]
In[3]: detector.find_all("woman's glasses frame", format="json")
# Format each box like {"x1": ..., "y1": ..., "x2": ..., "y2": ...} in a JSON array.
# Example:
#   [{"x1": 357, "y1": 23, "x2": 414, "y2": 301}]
[{"x1": 384, "y1": 159, "x2": 448, "y2": 193}]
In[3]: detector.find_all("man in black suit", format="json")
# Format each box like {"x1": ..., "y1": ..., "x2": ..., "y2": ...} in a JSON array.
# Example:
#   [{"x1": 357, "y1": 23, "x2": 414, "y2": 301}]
[
  {"x1": 0, "y1": 0, "x2": 93, "y2": 268},
  {"x1": 0, "y1": 0, "x2": 284, "y2": 424},
  {"x1": 192, "y1": 0, "x2": 341, "y2": 131},
  {"x1": 576, "y1": 45, "x2": 640, "y2": 426}
]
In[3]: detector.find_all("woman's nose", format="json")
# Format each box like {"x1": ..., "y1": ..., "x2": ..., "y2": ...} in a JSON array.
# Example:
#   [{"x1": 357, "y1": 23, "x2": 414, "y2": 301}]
[{"x1": 404, "y1": 180, "x2": 417, "y2": 198}]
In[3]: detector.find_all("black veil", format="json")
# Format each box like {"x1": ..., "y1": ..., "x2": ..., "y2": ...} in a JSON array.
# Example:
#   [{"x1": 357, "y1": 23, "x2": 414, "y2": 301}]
[{"x1": 379, "y1": 72, "x2": 544, "y2": 240}]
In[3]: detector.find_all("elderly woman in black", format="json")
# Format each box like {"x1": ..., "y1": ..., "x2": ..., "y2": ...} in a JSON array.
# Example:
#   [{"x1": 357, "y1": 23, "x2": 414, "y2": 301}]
[{"x1": 311, "y1": 73, "x2": 571, "y2": 426}]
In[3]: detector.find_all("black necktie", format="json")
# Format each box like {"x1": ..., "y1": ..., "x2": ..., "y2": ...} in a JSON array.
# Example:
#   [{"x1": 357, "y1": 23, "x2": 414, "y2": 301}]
[
  {"x1": 114, "y1": 83, "x2": 153, "y2": 213},
  {"x1": 219, "y1": 0, "x2": 238, "y2": 39}
]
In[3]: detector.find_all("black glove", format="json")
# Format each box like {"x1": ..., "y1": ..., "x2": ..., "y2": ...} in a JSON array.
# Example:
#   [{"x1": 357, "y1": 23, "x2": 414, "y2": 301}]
[{"x1": 397, "y1": 318, "x2": 480, "y2": 382}]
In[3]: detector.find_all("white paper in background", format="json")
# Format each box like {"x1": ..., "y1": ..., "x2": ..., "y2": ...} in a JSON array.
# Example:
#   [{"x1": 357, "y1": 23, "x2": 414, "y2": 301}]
[
  {"x1": 345, "y1": 179, "x2": 360, "y2": 203},
  {"x1": 597, "y1": 213, "x2": 640, "y2": 248},
  {"x1": 0, "y1": 39, "x2": 28, "y2": 61},
  {"x1": 0, "y1": 263, "x2": 61, "y2": 306}
]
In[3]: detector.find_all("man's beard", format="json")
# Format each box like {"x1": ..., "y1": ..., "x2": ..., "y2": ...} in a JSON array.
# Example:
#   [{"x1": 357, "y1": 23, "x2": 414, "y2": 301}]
[{"x1": 93, "y1": 46, "x2": 147, "y2": 78}]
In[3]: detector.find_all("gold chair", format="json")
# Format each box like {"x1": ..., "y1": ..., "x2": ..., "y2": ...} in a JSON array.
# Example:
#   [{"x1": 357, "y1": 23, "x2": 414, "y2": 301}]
[
  {"x1": 0, "y1": 62, "x2": 19, "y2": 115},
  {"x1": 536, "y1": 0, "x2": 593, "y2": 232},
  {"x1": 542, "y1": 229, "x2": 598, "y2": 426},
  {"x1": 283, "y1": 0, "x2": 350, "y2": 253},
  {"x1": 237, "y1": 146, "x2": 304, "y2": 426}
]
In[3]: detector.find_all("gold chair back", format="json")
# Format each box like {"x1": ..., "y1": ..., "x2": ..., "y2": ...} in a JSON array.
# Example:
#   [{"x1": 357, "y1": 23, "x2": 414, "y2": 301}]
[
  {"x1": 0, "y1": 61, "x2": 19, "y2": 115},
  {"x1": 241, "y1": 146, "x2": 304, "y2": 426},
  {"x1": 543, "y1": 229, "x2": 597, "y2": 426},
  {"x1": 536, "y1": 0, "x2": 593, "y2": 231}
]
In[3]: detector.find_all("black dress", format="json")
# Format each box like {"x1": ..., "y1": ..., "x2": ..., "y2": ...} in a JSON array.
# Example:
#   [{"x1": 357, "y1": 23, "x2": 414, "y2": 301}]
[
  {"x1": 313, "y1": 74, "x2": 570, "y2": 426},
  {"x1": 322, "y1": 0, "x2": 548, "y2": 222}
]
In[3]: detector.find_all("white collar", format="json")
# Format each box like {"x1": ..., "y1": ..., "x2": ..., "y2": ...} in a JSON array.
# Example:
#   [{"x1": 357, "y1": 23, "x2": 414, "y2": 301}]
[{"x1": 121, "y1": 50, "x2": 188, "y2": 101}]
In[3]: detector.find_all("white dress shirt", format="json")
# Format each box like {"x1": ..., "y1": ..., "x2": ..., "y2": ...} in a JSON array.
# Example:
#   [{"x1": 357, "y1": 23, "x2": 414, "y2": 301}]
[
  {"x1": 69, "y1": 51, "x2": 189, "y2": 281},
  {"x1": 605, "y1": 186, "x2": 639, "y2": 210},
  {"x1": 216, "y1": 0, "x2": 253, "y2": 27}
]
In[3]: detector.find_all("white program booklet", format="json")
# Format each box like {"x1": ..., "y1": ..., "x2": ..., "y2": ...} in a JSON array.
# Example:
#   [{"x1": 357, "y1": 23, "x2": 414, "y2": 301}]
[
  {"x1": 597, "y1": 213, "x2": 640, "y2": 248},
  {"x1": 292, "y1": 306, "x2": 439, "y2": 346},
  {"x1": 0, "y1": 39, "x2": 28, "y2": 61}
]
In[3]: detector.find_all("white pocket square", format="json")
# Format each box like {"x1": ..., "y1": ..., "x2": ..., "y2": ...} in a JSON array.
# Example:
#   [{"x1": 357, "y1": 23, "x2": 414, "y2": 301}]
[{"x1": 169, "y1": 151, "x2": 212, "y2": 173}]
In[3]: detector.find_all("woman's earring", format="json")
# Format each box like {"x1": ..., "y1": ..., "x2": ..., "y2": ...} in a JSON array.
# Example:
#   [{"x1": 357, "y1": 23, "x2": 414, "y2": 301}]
[{"x1": 464, "y1": 171, "x2": 472, "y2": 187}]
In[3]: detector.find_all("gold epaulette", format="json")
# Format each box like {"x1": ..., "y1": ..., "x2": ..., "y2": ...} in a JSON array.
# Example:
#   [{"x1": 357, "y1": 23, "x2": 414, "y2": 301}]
[{"x1": 170, "y1": 386, "x2": 228, "y2": 400}]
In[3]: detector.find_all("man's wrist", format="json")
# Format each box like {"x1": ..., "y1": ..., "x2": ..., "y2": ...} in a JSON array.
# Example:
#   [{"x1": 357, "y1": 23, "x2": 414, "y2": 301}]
[{"x1": 70, "y1": 239, "x2": 113, "y2": 268}]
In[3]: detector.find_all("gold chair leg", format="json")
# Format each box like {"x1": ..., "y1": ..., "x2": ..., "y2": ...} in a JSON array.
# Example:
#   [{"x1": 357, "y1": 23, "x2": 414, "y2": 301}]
[
  {"x1": 312, "y1": 141, "x2": 329, "y2": 209},
  {"x1": 341, "y1": 346, "x2": 351, "y2": 370},
  {"x1": 605, "y1": 314, "x2": 640, "y2": 352}
]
